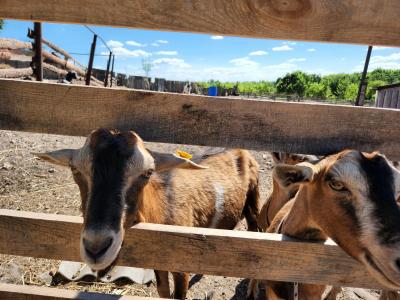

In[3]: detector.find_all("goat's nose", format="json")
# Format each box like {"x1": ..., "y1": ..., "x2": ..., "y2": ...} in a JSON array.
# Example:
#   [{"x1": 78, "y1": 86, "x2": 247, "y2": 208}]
[{"x1": 83, "y1": 235, "x2": 113, "y2": 259}]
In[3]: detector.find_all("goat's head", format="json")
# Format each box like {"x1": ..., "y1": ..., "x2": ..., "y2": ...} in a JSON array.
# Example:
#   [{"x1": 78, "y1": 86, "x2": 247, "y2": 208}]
[
  {"x1": 274, "y1": 150, "x2": 400, "y2": 289},
  {"x1": 35, "y1": 128, "x2": 206, "y2": 270}
]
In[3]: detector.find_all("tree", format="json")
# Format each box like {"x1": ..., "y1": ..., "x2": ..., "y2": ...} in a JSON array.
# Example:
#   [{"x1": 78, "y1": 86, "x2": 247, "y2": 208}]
[
  {"x1": 0, "y1": 20, "x2": 3, "y2": 30},
  {"x1": 141, "y1": 58, "x2": 152, "y2": 77},
  {"x1": 276, "y1": 71, "x2": 307, "y2": 97},
  {"x1": 305, "y1": 82, "x2": 329, "y2": 99},
  {"x1": 344, "y1": 83, "x2": 358, "y2": 100}
]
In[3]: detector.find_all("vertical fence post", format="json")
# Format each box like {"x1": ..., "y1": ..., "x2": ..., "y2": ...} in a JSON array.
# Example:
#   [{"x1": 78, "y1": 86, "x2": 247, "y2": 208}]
[
  {"x1": 85, "y1": 34, "x2": 97, "y2": 86},
  {"x1": 110, "y1": 54, "x2": 115, "y2": 87},
  {"x1": 32, "y1": 22, "x2": 43, "y2": 81},
  {"x1": 355, "y1": 45, "x2": 373, "y2": 106},
  {"x1": 104, "y1": 51, "x2": 112, "y2": 87}
]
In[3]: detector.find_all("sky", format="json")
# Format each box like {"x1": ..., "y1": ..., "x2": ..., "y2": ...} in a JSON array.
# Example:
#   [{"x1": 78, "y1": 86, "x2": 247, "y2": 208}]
[{"x1": 2, "y1": 20, "x2": 400, "y2": 82}]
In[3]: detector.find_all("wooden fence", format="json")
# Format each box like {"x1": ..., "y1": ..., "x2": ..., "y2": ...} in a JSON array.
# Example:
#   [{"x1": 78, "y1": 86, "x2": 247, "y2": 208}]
[{"x1": 1, "y1": 0, "x2": 400, "y2": 298}]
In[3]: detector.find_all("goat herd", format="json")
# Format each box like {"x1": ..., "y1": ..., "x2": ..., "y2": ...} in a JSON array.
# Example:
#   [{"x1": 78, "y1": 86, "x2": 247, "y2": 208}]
[{"x1": 33, "y1": 128, "x2": 400, "y2": 300}]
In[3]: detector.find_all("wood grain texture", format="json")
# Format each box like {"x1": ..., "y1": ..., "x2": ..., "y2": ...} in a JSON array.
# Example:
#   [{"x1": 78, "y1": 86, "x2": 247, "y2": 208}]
[
  {"x1": 1, "y1": 79, "x2": 400, "y2": 159},
  {"x1": 1, "y1": 1, "x2": 400, "y2": 46},
  {"x1": 0, "y1": 283, "x2": 163, "y2": 299},
  {"x1": 0, "y1": 209, "x2": 387, "y2": 289}
]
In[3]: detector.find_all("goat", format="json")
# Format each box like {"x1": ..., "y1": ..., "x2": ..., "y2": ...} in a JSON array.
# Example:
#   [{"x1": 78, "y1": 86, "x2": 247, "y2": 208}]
[
  {"x1": 253, "y1": 150, "x2": 400, "y2": 299},
  {"x1": 35, "y1": 128, "x2": 261, "y2": 299}
]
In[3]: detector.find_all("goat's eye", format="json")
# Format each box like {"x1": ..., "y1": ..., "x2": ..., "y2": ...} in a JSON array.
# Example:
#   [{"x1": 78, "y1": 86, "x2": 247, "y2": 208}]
[
  {"x1": 141, "y1": 169, "x2": 154, "y2": 179},
  {"x1": 328, "y1": 180, "x2": 348, "y2": 192}
]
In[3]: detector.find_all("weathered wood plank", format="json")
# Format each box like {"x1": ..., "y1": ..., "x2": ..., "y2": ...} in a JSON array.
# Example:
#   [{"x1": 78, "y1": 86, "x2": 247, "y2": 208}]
[
  {"x1": 1, "y1": 1, "x2": 400, "y2": 46},
  {"x1": 1, "y1": 79, "x2": 400, "y2": 159},
  {"x1": 0, "y1": 283, "x2": 163, "y2": 300},
  {"x1": 0, "y1": 209, "x2": 387, "y2": 289}
]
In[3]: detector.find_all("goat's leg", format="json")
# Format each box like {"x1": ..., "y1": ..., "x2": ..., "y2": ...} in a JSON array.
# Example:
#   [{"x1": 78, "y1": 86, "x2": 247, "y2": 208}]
[
  {"x1": 380, "y1": 291, "x2": 400, "y2": 300},
  {"x1": 246, "y1": 279, "x2": 261, "y2": 300},
  {"x1": 324, "y1": 286, "x2": 341, "y2": 300},
  {"x1": 244, "y1": 181, "x2": 261, "y2": 232},
  {"x1": 172, "y1": 272, "x2": 189, "y2": 299},
  {"x1": 155, "y1": 270, "x2": 170, "y2": 298}
]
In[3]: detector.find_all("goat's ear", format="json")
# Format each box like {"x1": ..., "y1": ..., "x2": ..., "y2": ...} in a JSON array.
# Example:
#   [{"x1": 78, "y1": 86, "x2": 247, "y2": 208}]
[
  {"x1": 271, "y1": 152, "x2": 282, "y2": 164},
  {"x1": 149, "y1": 150, "x2": 208, "y2": 172},
  {"x1": 273, "y1": 163, "x2": 314, "y2": 187},
  {"x1": 33, "y1": 149, "x2": 75, "y2": 167}
]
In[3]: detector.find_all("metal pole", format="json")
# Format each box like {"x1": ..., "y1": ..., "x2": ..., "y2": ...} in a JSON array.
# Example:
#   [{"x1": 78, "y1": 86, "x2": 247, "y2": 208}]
[
  {"x1": 110, "y1": 54, "x2": 115, "y2": 87},
  {"x1": 33, "y1": 22, "x2": 43, "y2": 81},
  {"x1": 85, "y1": 34, "x2": 97, "y2": 86},
  {"x1": 104, "y1": 51, "x2": 112, "y2": 87},
  {"x1": 355, "y1": 45, "x2": 373, "y2": 106}
]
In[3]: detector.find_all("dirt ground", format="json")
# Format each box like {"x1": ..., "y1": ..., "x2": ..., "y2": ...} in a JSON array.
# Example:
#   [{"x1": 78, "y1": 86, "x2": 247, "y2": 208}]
[{"x1": 0, "y1": 130, "x2": 386, "y2": 299}]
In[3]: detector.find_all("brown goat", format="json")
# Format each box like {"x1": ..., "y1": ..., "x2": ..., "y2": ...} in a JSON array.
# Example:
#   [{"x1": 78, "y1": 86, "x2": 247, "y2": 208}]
[
  {"x1": 258, "y1": 152, "x2": 320, "y2": 231},
  {"x1": 35, "y1": 128, "x2": 260, "y2": 299},
  {"x1": 258, "y1": 150, "x2": 400, "y2": 299}
]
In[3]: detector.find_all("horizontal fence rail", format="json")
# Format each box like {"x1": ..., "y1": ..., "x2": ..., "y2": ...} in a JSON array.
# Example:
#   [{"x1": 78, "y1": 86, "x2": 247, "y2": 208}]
[
  {"x1": 1, "y1": 1, "x2": 400, "y2": 46},
  {"x1": 1, "y1": 79, "x2": 400, "y2": 159},
  {"x1": 0, "y1": 209, "x2": 386, "y2": 289},
  {"x1": 0, "y1": 283, "x2": 164, "y2": 300}
]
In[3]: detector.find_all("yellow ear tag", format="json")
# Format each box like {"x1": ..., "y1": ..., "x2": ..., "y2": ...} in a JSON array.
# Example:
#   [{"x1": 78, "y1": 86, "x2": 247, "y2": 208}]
[{"x1": 176, "y1": 150, "x2": 193, "y2": 160}]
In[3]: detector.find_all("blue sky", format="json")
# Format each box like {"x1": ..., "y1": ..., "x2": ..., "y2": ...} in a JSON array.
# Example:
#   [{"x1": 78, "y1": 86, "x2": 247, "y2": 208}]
[{"x1": 2, "y1": 20, "x2": 400, "y2": 82}]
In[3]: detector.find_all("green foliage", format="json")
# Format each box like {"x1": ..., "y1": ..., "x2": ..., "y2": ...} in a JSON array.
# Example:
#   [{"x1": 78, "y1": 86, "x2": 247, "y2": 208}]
[
  {"x1": 344, "y1": 83, "x2": 359, "y2": 100},
  {"x1": 0, "y1": 20, "x2": 3, "y2": 30},
  {"x1": 305, "y1": 82, "x2": 329, "y2": 99},
  {"x1": 195, "y1": 69, "x2": 400, "y2": 102},
  {"x1": 276, "y1": 71, "x2": 308, "y2": 97}
]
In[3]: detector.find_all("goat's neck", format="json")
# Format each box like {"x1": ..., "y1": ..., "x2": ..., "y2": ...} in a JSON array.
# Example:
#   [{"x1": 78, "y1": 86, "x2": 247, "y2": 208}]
[
  {"x1": 280, "y1": 188, "x2": 327, "y2": 242},
  {"x1": 267, "y1": 188, "x2": 328, "y2": 300},
  {"x1": 126, "y1": 177, "x2": 167, "y2": 225}
]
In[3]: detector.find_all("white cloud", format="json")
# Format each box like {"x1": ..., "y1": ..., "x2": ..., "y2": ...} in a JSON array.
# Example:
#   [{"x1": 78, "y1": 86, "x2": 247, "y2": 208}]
[
  {"x1": 157, "y1": 40, "x2": 168, "y2": 44},
  {"x1": 249, "y1": 50, "x2": 268, "y2": 56},
  {"x1": 200, "y1": 62, "x2": 296, "y2": 82},
  {"x1": 211, "y1": 35, "x2": 224, "y2": 40},
  {"x1": 373, "y1": 46, "x2": 392, "y2": 50},
  {"x1": 107, "y1": 40, "x2": 123, "y2": 48},
  {"x1": 284, "y1": 41, "x2": 297, "y2": 45},
  {"x1": 126, "y1": 40, "x2": 146, "y2": 47},
  {"x1": 287, "y1": 58, "x2": 306, "y2": 62},
  {"x1": 152, "y1": 58, "x2": 191, "y2": 68},
  {"x1": 371, "y1": 52, "x2": 400, "y2": 63},
  {"x1": 272, "y1": 45, "x2": 293, "y2": 51},
  {"x1": 307, "y1": 48, "x2": 316, "y2": 52},
  {"x1": 141, "y1": 58, "x2": 298, "y2": 81},
  {"x1": 229, "y1": 57, "x2": 258, "y2": 67},
  {"x1": 103, "y1": 47, "x2": 151, "y2": 58},
  {"x1": 151, "y1": 43, "x2": 159, "y2": 47},
  {"x1": 155, "y1": 51, "x2": 178, "y2": 56},
  {"x1": 354, "y1": 52, "x2": 400, "y2": 71}
]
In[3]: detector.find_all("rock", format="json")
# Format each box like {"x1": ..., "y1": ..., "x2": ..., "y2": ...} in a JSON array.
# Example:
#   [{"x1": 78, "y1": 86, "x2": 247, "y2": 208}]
[
  {"x1": 39, "y1": 271, "x2": 53, "y2": 285},
  {"x1": 0, "y1": 262, "x2": 23, "y2": 284},
  {"x1": 1, "y1": 162, "x2": 13, "y2": 170},
  {"x1": 48, "y1": 168, "x2": 55, "y2": 173}
]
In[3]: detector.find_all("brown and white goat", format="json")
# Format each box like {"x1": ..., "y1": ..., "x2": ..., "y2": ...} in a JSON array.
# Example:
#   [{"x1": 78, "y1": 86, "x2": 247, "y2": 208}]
[
  {"x1": 257, "y1": 152, "x2": 320, "y2": 231},
  {"x1": 255, "y1": 150, "x2": 400, "y2": 299},
  {"x1": 35, "y1": 128, "x2": 260, "y2": 299}
]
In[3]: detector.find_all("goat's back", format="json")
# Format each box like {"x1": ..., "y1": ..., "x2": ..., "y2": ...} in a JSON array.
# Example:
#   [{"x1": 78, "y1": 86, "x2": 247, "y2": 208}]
[{"x1": 157, "y1": 149, "x2": 259, "y2": 229}]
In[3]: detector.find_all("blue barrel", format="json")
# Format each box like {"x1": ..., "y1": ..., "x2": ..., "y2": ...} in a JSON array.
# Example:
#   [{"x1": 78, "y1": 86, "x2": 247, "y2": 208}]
[{"x1": 208, "y1": 86, "x2": 218, "y2": 96}]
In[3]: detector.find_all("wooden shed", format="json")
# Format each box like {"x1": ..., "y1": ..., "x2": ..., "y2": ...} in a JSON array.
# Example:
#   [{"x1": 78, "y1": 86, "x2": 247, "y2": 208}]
[{"x1": 376, "y1": 83, "x2": 400, "y2": 109}]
